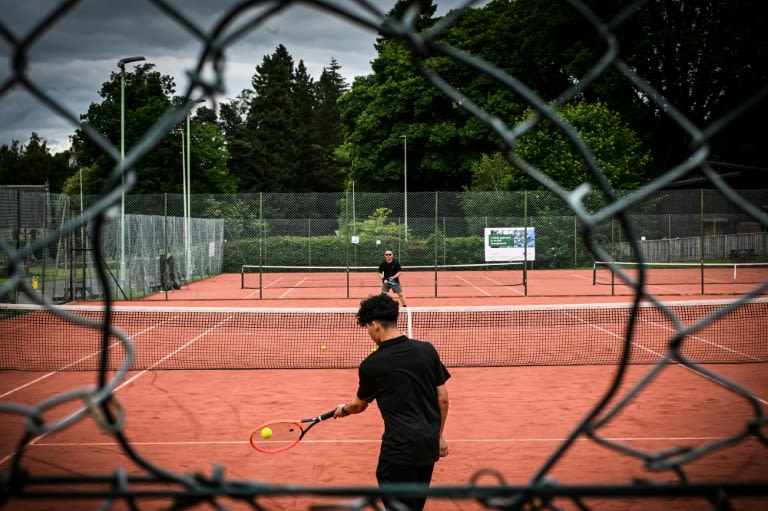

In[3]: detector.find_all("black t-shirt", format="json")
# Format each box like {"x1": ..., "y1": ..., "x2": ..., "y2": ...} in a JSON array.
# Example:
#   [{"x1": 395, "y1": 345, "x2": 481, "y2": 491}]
[
  {"x1": 378, "y1": 259, "x2": 402, "y2": 281},
  {"x1": 356, "y1": 335, "x2": 451, "y2": 466}
]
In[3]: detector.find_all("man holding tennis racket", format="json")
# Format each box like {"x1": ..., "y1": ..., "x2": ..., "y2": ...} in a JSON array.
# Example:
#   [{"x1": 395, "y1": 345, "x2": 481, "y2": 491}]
[
  {"x1": 378, "y1": 250, "x2": 408, "y2": 307},
  {"x1": 333, "y1": 294, "x2": 450, "y2": 511}
]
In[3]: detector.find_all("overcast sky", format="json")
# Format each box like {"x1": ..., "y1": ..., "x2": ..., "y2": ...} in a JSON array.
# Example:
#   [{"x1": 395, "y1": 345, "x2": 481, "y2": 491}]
[{"x1": 0, "y1": 0, "x2": 481, "y2": 154}]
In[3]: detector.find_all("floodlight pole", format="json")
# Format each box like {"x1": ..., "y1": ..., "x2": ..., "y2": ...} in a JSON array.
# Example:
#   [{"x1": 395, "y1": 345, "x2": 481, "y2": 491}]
[
  {"x1": 117, "y1": 55, "x2": 145, "y2": 291},
  {"x1": 401, "y1": 135, "x2": 408, "y2": 242},
  {"x1": 184, "y1": 98, "x2": 206, "y2": 283}
]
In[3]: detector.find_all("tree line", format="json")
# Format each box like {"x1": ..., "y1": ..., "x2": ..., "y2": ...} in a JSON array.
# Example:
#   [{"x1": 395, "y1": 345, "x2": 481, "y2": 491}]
[{"x1": 1, "y1": 0, "x2": 765, "y2": 195}]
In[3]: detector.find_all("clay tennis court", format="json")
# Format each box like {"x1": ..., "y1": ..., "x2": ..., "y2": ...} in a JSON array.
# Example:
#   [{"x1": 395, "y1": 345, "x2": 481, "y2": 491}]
[
  {"x1": 1, "y1": 269, "x2": 767, "y2": 510},
  {"x1": 141, "y1": 265, "x2": 768, "y2": 305}
]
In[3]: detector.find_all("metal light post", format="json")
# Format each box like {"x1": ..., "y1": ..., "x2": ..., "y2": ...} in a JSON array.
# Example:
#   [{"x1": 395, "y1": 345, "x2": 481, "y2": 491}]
[
  {"x1": 117, "y1": 56, "x2": 145, "y2": 290},
  {"x1": 400, "y1": 135, "x2": 408, "y2": 242},
  {"x1": 184, "y1": 98, "x2": 205, "y2": 283}
]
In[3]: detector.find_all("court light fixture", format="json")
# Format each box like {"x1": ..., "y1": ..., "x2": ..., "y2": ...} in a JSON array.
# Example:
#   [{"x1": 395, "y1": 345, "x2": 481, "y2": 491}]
[
  {"x1": 400, "y1": 134, "x2": 408, "y2": 243},
  {"x1": 183, "y1": 98, "x2": 207, "y2": 284},
  {"x1": 117, "y1": 55, "x2": 146, "y2": 293}
]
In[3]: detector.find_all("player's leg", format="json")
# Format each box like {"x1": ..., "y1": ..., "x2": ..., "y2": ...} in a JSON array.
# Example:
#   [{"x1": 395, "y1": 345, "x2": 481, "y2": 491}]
[{"x1": 392, "y1": 284, "x2": 407, "y2": 307}]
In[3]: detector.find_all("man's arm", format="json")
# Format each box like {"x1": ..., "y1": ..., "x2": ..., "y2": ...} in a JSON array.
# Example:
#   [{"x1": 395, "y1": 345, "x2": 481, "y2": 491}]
[
  {"x1": 436, "y1": 384, "x2": 449, "y2": 457},
  {"x1": 333, "y1": 396, "x2": 369, "y2": 418}
]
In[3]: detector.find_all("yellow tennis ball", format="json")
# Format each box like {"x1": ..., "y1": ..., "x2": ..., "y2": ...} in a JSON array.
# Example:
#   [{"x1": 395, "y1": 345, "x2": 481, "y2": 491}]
[
  {"x1": 321, "y1": 344, "x2": 327, "y2": 350},
  {"x1": 261, "y1": 427, "x2": 272, "y2": 439}
]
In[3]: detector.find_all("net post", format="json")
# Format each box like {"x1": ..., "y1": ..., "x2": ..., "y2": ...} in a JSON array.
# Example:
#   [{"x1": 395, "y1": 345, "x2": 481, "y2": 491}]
[
  {"x1": 259, "y1": 265, "x2": 263, "y2": 300},
  {"x1": 240, "y1": 265, "x2": 244, "y2": 289},
  {"x1": 611, "y1": 263, "x2": 615, "y2": 296},
  {"x1": 434, "y1": 191, "x2": 439, "y2": 298},
  {"x1": 699, "y1": 188, "x2": 704, "y2": 295},
  {"x1": 163, "y1": 193, "x2": 169, "y2": 300},
  {"x1": 592, "y1": 261, "x2": 596, "y2": 285},
  {"x1": 523, "y1": 264, "x2": 528, "y2": 296},
  {"x1": 346, "y1": 266, "x2": 350, "y2": 298}
]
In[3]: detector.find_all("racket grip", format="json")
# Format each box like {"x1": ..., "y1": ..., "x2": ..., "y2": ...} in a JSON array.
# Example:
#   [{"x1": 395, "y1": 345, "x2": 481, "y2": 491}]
[{"x1": 320, "y1": 409, "x2": 336, "y2": 420}]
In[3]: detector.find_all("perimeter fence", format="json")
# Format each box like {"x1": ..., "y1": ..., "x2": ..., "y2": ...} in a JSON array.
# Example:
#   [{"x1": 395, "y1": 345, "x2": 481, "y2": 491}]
[
  {"x1": 3, "y1": 187, "x2": 766, "y2": 302},
  {"x1": 1, "y1": 187, "x2": 224, "y2": 303},
  {"x1": 1, "y1": 1, "x2": 767, "y2": 510}
]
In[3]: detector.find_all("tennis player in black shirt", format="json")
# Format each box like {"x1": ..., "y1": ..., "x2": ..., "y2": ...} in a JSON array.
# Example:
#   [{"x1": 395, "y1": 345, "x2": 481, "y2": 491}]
[
  {"x1": 378, "y1": 249, "x2": 408, "y2": 307},
  {"x1": 333, "y1": 294, "x2": 450, "y2": 511}
]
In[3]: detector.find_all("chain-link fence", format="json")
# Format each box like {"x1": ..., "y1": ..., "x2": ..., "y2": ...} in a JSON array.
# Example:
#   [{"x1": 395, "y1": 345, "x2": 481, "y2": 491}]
[
  {"x1": 184, "y1": 188, "x2": 768, "y2": 270},
  {"x1": 3, "y1": 188, "x2": 765, "y2": 302},
  {"x1": 1, "y1": 188, "x2": 224, "y2": 302}
]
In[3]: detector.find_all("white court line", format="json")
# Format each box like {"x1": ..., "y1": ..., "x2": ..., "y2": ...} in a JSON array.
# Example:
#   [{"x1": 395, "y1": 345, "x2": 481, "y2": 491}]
[
  {"x1": 0, "y1": 372, "x2": 77, "y2": 400},
  {"x1": 243, "y1": 276, "x2": 285, "y2": 299},
  {"x1": 582, "y1": 269, "x2": 692, "y2": 294},
  {"x1": 640, "y1": 315, "x2": 765, "y2": 363},
  {"x1": 279, "y1": 276, "x2": 310, "y2": 298},
  {"x1": 0, "y1": 315, "x2": 176, "y2": 400},
  {"x1": 0, "y1": 313, "x2": 238, "y2": 466},
  {"x1": 456, "y1": 275, "x2": 493, "y2": 296},
  {"x1": 477, "y1": 274, "x2": 525, "y2": 296},
  {"x1": 564, "y1": 309, "x2": 768, "y2": 406}
]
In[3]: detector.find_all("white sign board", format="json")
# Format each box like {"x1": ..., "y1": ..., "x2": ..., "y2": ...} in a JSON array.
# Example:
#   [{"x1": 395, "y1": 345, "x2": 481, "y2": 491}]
[{"x1": 484, "y1": 227, "x2": 535, "y2": 261}]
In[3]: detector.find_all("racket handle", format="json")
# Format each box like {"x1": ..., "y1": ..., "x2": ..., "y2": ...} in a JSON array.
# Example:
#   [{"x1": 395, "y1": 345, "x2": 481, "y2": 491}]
[{"x1": 320, "y1": 409, "x2": 336, "y2": 421}]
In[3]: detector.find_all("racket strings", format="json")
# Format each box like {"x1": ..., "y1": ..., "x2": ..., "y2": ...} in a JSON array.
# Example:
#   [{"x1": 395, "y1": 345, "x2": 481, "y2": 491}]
[{"x1": 251, "y1": 421, "x2": 303, "y2": 452}]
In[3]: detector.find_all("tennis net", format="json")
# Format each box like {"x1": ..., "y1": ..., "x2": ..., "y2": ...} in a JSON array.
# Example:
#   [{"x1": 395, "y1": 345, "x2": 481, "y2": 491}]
[
  {"x1": 241, "y1": 262, "x2": 526, "y2": 298},
  {"x1": 1, "y1": 299, "x2": 765, "y2": 371},
  {"x1": 593, "y1": 261, "x2": 768, "y2": 294}
]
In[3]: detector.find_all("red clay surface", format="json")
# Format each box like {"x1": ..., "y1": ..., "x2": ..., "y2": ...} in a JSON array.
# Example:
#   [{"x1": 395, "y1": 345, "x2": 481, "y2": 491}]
[
  {"x1": 124, "y1": 267, "x2": 768, "y2": 307},
  {"x1": 1, "y1": 365, "x2": 766, "y2": 510},
  {"x1": 2, "y1": 268, "x2": 767, "y2": 510}
]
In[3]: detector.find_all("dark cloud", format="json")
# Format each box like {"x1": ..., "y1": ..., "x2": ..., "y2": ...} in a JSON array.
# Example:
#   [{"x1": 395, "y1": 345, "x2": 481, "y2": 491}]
[{"x1": 1, "y1": 0, "x2": 478, "y2": 153}]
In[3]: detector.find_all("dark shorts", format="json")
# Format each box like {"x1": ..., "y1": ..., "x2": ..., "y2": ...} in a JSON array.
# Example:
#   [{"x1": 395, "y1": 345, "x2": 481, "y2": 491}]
[
  {"x1": 375, "y1": 458, "x2": 435, "y2": 511},
  {"x1": 381, "y1": 281, "x2": 403, "y2": 294}
]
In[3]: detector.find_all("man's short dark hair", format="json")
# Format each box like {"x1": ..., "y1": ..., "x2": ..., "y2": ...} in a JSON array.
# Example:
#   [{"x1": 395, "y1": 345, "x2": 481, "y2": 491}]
[{"x1": 357, "y1": 294, "x2": 399, "y2": 326}]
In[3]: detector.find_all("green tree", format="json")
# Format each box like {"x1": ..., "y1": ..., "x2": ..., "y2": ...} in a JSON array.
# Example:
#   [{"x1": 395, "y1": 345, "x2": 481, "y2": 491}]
[
  {"x1": 467, "y1": 101, "x2": 651, "y2": 192},
  {"x1": 61, "y1": 164, "x2": 97, "y2": 197},
  {"x1": 188, "y1": 106, "x2": 236, "y2": 199},
  {"x1": 466, "y1": 152, "x2": 515, "y2": 192},
  {"x1": 340, "y1": 0, "x2": 527, "y2": 192},
  {"x1": 522, "y1": 0, "x2": 768, "y2": 184},
  {"x1": 623, "y1": 0, "x2": 768, "y2": 181},
  {"x1": 341, "y1": 0, "x2": 766, "y2": 191},
  {"x1": 219, "y1": 90, "x2": 252, "y2": 191},
  {"x1": 72, "y1": 63, "x2": 174, "y2": 194},
  {"x1": 71, "y1": 63, "x2": 235, "y2": 196},
  {"x1": 0, "y1": 140, "x2": 25, "y2": 186},
  {"x1": 244, "y1": 44, "x2": 302, "y2": 192},
  {"x1": 292, "y1": 60, "x2": 320, "y2": 192},
  {"x1": 0, "y1": 133, "x2": 72, "y2": 191},
  {"x1": 310, "y1": 58, "x2": 349, "y2": 191},
  {"x1": 238, "y1": 47, "x2": 350, "y2": 192},
  {"x1": 341, "y1": 18, "x2": 475, "y2": 192}
]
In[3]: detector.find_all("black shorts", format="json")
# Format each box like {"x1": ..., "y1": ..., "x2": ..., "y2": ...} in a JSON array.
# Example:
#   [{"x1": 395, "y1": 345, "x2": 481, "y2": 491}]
[{"x1": 375, "y1": 458, "x2": 435, "y2": 511}]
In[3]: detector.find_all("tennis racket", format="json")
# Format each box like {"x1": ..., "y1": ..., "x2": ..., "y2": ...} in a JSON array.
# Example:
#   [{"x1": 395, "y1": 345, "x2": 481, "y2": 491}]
[
  {"x1": 386, "y1": 278, "x2": 400, "y2": 287},
  {"x1": 249, "y1": 409, "x2": 336, "y2": 453}
]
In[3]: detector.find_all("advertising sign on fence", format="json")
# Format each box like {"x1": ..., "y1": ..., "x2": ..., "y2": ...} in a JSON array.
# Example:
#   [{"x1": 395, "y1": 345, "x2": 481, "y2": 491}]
[{"x1": 485, "y1": 227, "x2": 535, "y2": 261}]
